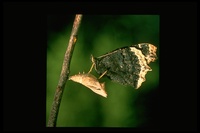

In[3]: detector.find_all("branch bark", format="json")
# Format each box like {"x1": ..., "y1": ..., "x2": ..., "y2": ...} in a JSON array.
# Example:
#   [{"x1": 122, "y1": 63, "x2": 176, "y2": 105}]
[{"x1": 47, "y1": 14, "x2": 83, "y2": 127}]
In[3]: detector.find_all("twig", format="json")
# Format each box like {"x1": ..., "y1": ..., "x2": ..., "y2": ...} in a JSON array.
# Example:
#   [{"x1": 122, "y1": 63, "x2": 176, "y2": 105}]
[{"x1": 47, "y1": 14, "x2": 83, "y2": 127}]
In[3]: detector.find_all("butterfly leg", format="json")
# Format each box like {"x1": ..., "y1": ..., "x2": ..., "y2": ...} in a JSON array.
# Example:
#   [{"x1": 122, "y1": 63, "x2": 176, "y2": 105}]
[
  {"x1": 98, "y1": 70, "x2": 107, "y2": 79},
  {"x1": 88, "y1": 63, "x2": 94, "y2": 74},
  {"x1": 88, "y1": 55, "x2": 96, "y2": 73}
]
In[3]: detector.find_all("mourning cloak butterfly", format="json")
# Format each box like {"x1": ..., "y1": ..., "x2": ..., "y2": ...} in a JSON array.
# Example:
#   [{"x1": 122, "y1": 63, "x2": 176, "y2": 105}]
[{"x1": 90, "y1": 43, "x2": 157, "y2": 89}]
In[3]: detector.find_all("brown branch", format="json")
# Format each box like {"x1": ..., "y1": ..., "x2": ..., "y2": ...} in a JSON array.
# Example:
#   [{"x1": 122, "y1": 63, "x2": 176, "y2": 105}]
[{"x1": 47, "y1": 14, "x2": 83, "y2": 127}]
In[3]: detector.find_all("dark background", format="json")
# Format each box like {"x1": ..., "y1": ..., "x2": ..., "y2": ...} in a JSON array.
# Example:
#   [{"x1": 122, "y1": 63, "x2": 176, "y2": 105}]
[{"x1": 3, "y1": 2, "x2": 197, "y2": 131}]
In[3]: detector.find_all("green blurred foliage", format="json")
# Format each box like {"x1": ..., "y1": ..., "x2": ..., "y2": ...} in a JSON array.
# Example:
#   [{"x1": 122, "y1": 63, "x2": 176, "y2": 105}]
[{"x1": 47, "y1": 15, "x2": 159, "y2": 127}]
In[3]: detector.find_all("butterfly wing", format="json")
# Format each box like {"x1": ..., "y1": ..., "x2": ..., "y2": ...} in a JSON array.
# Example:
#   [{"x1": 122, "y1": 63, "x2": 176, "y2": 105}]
[{"x1": 93, "y1": 43, "x2": 157, "y2": 89}]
